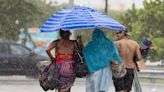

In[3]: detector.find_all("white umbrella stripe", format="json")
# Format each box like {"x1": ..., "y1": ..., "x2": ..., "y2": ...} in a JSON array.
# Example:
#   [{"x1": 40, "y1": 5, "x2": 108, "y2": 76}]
[
  {"x1": 42, "y1": 23, "x2": 96, "y2": 29},
  {"x1": 42, "y1": 23, "x2": 123, "y2": 30},
  {"x1": 41, "y1": 26, "x2": 95, "y2": 32},
  {"x1": 42, "y1": 21, "x2": 123, "y2": 28},
  {"x1": 41, "y1": 25, "x2": 123, "y2": 32},
  {"x1": 47, "y1": 17, "x2": 112, "y2": 22},
  {"x1": 61, "y1": 22, "x2": 122, "y2": 27},
  {"x1": 41, "y1": 25, "x2": 96, "y2": 32},
  {"x1": 52, "y1": 8, "x2": 98, "y2": 15},
  {"x1": 46, "y1": 17, "x2": 120, "y2": 24},
  {"x1": 45, "y1": 20, "x2": 120, "y2": 25},
  {"x1": 40, "y1": 6, "x2": 125, "y2": 32},
  {"x1": 51, "y1": 13, "x2": 108, "y2": 19}
]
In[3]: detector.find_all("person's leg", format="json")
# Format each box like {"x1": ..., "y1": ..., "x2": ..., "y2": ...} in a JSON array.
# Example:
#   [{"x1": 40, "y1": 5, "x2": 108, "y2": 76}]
[
  {"x1": 113, "y1": 77, "x2": 126, "y2": 92},
  {"x1": 66, "y1": 88, "x2": 71, "y2": 92},
  {"x1": 124, "y1": 69, "x2": 134, "y2": 92},
  {"x1": 114, "y1": 69, "x2": 133, "y2": 92},
  {"x1": 58, "y1": 89, "x2": 64, "y2": 92},
  {"x1": 58, "y1": 88, "x2": 71, "y2": 92}
]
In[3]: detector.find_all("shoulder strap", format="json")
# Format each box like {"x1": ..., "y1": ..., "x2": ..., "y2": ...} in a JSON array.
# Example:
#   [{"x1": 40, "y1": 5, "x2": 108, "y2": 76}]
[
  {"x1": 55, "y1": 39, "x2": 60, "y2": 46},
  {"x1": 73, "y1": 40, "x2": 80, "y2": 50},
  {"x1": 54, "y1": 39, "x2": 60, "y2": 56},
  {"x1": 73, "y1": 40, "x2": 84, "y2": 63}
]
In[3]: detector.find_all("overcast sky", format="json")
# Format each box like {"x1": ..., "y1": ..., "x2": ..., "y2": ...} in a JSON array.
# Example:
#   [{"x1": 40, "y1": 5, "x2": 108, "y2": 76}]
[{"x1": 45, "y1": 0, "x2": 144, "y2": 10}]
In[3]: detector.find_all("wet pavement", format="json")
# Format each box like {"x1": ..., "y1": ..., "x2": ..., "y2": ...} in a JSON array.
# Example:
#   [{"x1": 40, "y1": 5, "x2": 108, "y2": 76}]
[{"x1": 0, "y1": 76, "x2": 164, "y2": 92}]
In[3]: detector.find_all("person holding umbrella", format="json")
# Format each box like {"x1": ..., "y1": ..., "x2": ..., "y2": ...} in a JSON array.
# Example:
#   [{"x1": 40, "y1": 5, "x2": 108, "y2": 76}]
[
  {"x1": 46, "y1": 29, "x2": 82, "y2": 92},
  {"x1": 40, "y1": 6, "x2": 126, "y2": 92},
  {"x1": 83, "y1": 28, "x2": 122, "y2": 92}
]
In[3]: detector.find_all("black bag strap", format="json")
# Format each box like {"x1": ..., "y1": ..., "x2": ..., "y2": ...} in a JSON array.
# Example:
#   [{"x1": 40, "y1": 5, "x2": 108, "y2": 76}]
[
  {"x1": 73, "y1": 40, "x2": 80, "y2": 50},
  {"x1": 55, "y1": 39, "x2": 60, "y2": 48},
  {"x1": 73, "y1": 40, "x2": 84, "y2": 63}
]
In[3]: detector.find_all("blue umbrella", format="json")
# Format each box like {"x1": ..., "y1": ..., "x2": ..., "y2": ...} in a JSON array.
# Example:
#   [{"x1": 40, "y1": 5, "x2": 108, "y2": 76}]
[{"x1": 40, "y1": 6, "x2": 125, "y2": 32}]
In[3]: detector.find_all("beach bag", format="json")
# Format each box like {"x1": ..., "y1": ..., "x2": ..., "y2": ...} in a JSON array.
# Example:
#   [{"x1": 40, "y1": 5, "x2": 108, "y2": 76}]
[
  {"x1": 110, "y1": 62, "x2": 126, "y2": 79},
  {"x1": 74, "y1": 41, "x2": 88, "y2": 78},
  {"x1": 39, "y1": 61, "x2": 60, "y2": 91},
  {"x1": 74, "y1": 52, "x2": 88, "y2": 78}
]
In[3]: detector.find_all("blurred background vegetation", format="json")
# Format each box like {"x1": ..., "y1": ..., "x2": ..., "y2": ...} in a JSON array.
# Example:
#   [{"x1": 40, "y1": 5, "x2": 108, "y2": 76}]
[
  {"x1": 0, "y1": 0, "x2": 163, "y2": 61},
  {"x1": 119, "y1": 0, "x2": 164, "y2": 61}
]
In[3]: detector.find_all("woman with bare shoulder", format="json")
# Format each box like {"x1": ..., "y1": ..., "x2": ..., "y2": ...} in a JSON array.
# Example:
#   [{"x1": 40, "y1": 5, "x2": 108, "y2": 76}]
[{"x1": 46, "y1": 29, "x2": 82, "y2": 92}]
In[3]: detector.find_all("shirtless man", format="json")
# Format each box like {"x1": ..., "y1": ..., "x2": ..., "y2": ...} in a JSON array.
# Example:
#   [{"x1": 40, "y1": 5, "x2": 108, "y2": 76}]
[{"x1": 113, "y1": 30, "x2": 143, "y2": 92}]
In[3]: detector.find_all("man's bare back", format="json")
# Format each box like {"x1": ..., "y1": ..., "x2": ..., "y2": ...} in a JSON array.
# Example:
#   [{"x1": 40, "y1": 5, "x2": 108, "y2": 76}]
[
  {"x1": 113, "y1": 30, "x2": 143, "y2": 92},
  {"x1": 115, "y1": 38, "x2": 142, "y2": 69}
]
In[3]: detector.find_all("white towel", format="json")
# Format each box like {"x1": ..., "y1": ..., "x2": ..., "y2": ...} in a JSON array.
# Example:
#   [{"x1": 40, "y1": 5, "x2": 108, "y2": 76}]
[
  {"x1": 86, "y1": 65, "x2": 112, "y2": 92},
  {"x1": 133, "y1": 69, "x2": 142, "y2": 92}
]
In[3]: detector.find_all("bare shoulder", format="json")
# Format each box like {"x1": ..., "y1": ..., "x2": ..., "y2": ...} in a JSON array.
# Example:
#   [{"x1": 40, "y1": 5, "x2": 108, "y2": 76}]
[
  {"x1": 50, "y1": 40, "x2": 56, "y2": 44},
  {"x1": 114, "y1": 40, "x2": 119, "y2": 45},
  {"x1": 50, "y1": 40, "x2": 60, "y2": 46},
  {"x1": 129, "y1": 39, "x2": 139, "y2": 46},
  {"x1": 114, "y1": 40, "x2": 119, "y2": 44},
  {"x1": 115, "y1": 40, "x2": 122, "y2": 44},
  {"x1": 115, "y1": 39, "x2": 125, "y2": 45},
  {"x1": 51, "y1": 40, "x2": 57, "y2": 44},
  {"x1": 114, "y1": 40, "x2": 122, "y2": 48}
]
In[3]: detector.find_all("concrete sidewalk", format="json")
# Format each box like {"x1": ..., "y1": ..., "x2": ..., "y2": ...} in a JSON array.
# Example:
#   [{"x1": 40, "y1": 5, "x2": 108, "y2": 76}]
[
  {"x1": 70, "y1": 78, "x2": 164, "y2": 92},
  {"x1": 72, "y1": 78, "x2": 118, "y2": 92},
  {"x1": 0, "y1": 76, "x2": 164, "y2": 92}
]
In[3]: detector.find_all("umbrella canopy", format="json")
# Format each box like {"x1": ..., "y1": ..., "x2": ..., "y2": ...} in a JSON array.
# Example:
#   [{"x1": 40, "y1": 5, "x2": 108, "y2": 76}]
[{"x1": 40, "y1": 6, "x2": 125, "y2": 32}]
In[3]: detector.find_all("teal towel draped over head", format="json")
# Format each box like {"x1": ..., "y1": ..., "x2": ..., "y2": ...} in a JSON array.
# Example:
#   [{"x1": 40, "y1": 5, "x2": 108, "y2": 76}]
[{"x1": 83, "y1": 28, "x2": 122, "y2": 73}]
